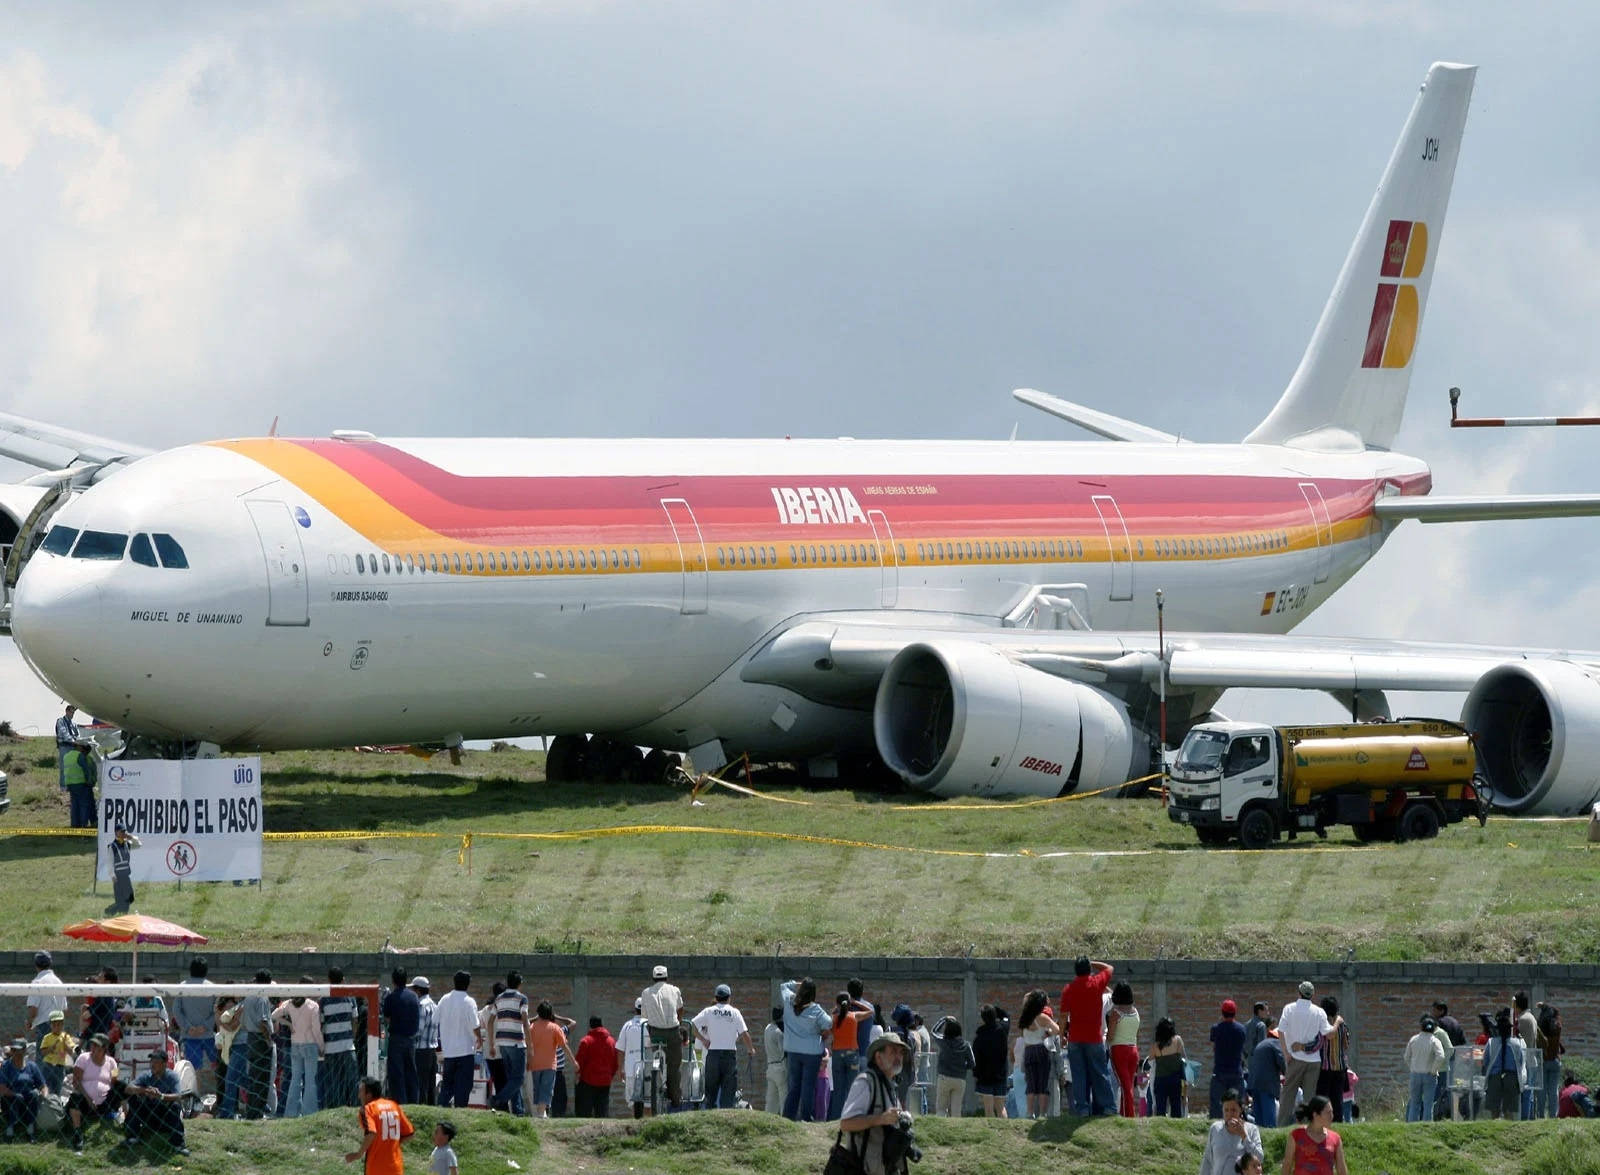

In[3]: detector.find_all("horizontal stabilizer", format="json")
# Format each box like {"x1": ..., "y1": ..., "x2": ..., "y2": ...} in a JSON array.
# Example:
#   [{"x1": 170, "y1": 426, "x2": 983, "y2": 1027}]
[
  {"x1": 1373, "y1": 494, "x2": 1600, "y2": 523},
  {"x1": 1011, "y1": 389, "x2": 1181, "y2": 443}
]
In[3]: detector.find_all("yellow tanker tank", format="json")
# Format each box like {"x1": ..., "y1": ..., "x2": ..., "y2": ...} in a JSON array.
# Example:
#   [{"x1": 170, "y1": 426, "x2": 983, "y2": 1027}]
[{"x1": 1283, "y1": 720, "x2": 1476, "y2": 806}]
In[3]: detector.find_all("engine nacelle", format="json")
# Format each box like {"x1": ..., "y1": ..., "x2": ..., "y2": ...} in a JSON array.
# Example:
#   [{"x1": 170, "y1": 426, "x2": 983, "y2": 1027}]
[
  {"x1": 1461, "y1": 661, "x2": 1600, "y2": 815},
  {"x1": 873, "y1": 641, "x2": 1139, "y2": 798}
]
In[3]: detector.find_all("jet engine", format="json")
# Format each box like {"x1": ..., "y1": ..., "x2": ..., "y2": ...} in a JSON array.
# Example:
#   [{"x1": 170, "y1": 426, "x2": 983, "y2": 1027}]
[
  {"x1": 873, "y1": 641, "x2": 1140, "y2": 798},
  {"x1": 1461, "y1": 661, "x2": 1600, "y2": 815}
]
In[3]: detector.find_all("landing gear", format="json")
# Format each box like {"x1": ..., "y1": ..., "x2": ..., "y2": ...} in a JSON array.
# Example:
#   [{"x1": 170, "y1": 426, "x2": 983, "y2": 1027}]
[
  {"x1": 588, "y1": 739, "x2": 644, "y2": 783},
  {"x1": 641, "y1": 748, "x2": 684, "y2": 786},
  {"x1": 544, "y1": 734, "x2": 589, "y2": 782}
]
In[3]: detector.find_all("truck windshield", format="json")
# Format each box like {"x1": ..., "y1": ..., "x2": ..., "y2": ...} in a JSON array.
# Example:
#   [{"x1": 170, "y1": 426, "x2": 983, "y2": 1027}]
[{"x1": 1175, "y1": 729, "x2": 1229, "y2": 775}]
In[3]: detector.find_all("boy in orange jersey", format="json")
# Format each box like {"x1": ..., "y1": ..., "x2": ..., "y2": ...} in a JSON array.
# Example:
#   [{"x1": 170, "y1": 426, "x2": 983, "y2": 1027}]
[{"x1": 346, "y1": 1076, "x2": 414, "y2": 1174}]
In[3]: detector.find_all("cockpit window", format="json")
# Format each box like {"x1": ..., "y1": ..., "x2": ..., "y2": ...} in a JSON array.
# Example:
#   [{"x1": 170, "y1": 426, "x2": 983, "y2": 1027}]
[
  {"x1": 72, "y1": 531, "x2": 128, "y2": 560},
  {"x1": 40, "y1": 526, "x2": 78, "y2": 556},
  {"x1": 152, "y1": 533, "x2": 189, "y2": 569},
  {"x1": 129, "y1": 533, "x2": 159, "y2": 567}
]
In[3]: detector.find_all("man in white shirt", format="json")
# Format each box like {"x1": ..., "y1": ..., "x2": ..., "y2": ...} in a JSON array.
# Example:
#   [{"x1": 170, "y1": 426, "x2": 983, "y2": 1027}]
[
  {"x1": 1276, "y1": 980, "x2": 1334, "y2": 1124},
  {"x1": 615, "y1": 1000, "x2": 649, "y2": 1119},
  {"x1": 640, "y1": 965, "x2": 685, "y2": 1110},
  {"x1": 692, "y1": 985, "x2": 756, "y2": 1110},
  {"x1": 20, "y1": 952, "x2": 66, "y2": 1053},
  {"x1": 434, "y1": 971, "x2": 483, "y2": 1110}
]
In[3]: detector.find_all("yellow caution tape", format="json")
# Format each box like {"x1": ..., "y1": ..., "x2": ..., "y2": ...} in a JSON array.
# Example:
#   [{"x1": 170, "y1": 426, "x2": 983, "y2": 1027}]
[
  {"x1": 0, "y1": 828, "x2": 96, "y2": 837},
  {"x1": 890, "y1": 773, "x2": 1166, "y2": 811}
]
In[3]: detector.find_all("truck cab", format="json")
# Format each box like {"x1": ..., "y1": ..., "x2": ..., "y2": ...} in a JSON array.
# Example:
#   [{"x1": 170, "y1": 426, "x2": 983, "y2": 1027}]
[{"x1": 1167, "y1": 721, "x2": 1279, "y2": 843}]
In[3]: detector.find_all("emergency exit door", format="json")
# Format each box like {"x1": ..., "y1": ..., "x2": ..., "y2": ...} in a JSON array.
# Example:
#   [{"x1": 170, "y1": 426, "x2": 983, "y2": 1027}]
[
  {"x1": 660, "y1": 498, "x2": 709, "y2": 615},
  {"x1": 245, "y1": 499, "x2": 310, "y2": 626},
  {"x1": 1091, "y1": 495, "x2": 1134, "y2": 601}
]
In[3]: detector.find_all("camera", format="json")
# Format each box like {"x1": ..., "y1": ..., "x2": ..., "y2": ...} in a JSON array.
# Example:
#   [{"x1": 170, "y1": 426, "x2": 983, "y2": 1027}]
[{"x1": 886, "y1": 1112, "x2": 922, "y2": 1165}]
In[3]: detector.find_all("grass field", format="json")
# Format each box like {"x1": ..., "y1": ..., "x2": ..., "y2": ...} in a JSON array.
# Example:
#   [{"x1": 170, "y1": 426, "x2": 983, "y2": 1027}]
[
  {"x1": 0, "y1": 734, "x2": 1595, "y2": 961},
  {"x1": 0, "y1": 1104, "x2": 1598, "y2": 1175}
]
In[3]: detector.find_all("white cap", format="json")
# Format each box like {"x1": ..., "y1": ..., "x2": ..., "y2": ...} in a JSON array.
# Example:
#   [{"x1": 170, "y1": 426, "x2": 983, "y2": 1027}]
[{"x1": 652, "y1": 965, "x2": 668, "y2": 979}]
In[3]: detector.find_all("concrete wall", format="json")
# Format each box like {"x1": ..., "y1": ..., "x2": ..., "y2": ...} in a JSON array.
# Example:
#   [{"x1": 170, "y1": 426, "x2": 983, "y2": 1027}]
[{"x1": 5, "y1": 951, "x2": 1590, "y2": 1114}]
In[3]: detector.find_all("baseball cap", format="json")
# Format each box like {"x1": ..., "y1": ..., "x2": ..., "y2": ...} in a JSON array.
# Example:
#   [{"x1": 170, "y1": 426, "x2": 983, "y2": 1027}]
[
  {"x1": 148, "y1": 1049, "x2": 168, "y2": 1062},
  {"x1": 1298, "y1": 981, "x2": 1315, "y2": 998},
  {"x1": 33, "y1": 951, "x2": 51, "y2": 969},
  {"x1": 411, "y1": 976, "x2": 430, "y2": 991},
  {"x1": 652, "y1": 965, "x2": 668, "y2": 979},
  {"x1": 7, "y1": 1039, "x2": 24, "y2": 1052},
  {"x1": 634, "y1": 998, "x2": 643, "y2": 1011},
  {"x1": 48, "y1": 1010, "x2": 64, "y2": 1022},
  {"x1": 714, "y1": 984, "x2": 731, "y2": 999},
  {"x1": 1220, "y1": 999, "x2": 1237, "y2": 1016}
]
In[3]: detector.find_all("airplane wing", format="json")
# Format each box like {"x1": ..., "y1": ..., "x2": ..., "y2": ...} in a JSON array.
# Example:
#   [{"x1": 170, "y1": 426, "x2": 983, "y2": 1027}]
[
  {"x1": 0, "y1": 408, "x2": 152, "y2": 476},
  {"x1": 741, "y1": 613, "x2": 1600, "y2": 814}
]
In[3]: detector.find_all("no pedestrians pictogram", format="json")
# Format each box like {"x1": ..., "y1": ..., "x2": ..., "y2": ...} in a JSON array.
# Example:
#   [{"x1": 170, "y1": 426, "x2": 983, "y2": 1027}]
[{"x1": 166, "y1": 841, "x2": 197, "y2": 876}]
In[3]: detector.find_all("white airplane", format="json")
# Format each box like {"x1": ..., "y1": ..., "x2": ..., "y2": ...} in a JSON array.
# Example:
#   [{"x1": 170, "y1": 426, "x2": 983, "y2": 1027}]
[{"x1": 6, "y1": 62, "x2": 1600, "y2": 813}]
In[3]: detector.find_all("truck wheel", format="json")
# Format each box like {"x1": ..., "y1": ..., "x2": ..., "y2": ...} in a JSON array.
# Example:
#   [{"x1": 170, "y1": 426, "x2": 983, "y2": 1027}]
[
  {"x1": 1238, "y1": 807, "x2": 1277, "y2": 850},
  {"x1": 1351, "y1": 822, "x2": 1377, "y2": 844},
  {"x1": 1399, "y1": 803, "x2": 1441, "y2": 842}
]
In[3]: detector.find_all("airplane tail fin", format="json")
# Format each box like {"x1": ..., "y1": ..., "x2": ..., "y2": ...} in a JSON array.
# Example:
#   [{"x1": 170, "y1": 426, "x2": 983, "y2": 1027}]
[{"x1": 1246, "y1": 62, "x2": 1476, "y2": 451}]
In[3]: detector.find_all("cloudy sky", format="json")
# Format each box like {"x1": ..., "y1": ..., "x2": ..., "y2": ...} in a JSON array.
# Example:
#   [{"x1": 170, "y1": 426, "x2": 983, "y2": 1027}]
[{"x1": 2, "y1": 1, "x2": 1598, "y2": 735}]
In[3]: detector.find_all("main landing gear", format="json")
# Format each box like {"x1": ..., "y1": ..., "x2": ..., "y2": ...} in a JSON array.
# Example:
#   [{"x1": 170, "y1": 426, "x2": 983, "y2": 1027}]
[{"x1": 543, "y1": 734, "x2": 683, "y2": 785}]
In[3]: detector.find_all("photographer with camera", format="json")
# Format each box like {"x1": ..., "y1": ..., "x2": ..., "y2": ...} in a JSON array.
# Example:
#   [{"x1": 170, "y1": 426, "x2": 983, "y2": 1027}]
[{"x1": 827, "y1": 1032, "x2": 920, "y2": 1175}]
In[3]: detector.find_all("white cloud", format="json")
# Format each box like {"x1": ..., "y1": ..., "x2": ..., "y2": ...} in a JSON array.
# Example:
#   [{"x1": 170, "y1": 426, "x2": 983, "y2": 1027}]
[{"x1": 0, "y1": 43, "x2": 407, "y2": 445}]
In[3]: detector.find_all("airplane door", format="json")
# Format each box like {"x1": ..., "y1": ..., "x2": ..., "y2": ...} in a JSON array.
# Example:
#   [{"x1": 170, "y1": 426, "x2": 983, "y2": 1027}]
[
  {"x1": 866, "y1": 509, "x2": 899, "y2": 608},
  {"x1": 659, "y1": 498, "x2": 709, "y2": 615},
  {"x1": 1298, "y1": 482, "x2": 1333, "y2": 584},
  {"x1": 245, "y1": 499, "x2": 310, "y2": 627},
  {"x1": 1091, "y1": 495, "x2": 1134, "y2": 601}
]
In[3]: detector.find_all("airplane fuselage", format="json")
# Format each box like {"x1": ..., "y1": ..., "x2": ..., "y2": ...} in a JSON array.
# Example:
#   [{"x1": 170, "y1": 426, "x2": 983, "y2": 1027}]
[{"x1": 10, "y1": 434, "x2": 1427, "y2": 760}]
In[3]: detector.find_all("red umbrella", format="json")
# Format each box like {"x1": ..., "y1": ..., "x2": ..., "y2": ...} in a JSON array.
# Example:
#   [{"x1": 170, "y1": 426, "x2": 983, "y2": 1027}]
[{"x1": 62, "y1": 915, "x2": 208, "y2": 981}]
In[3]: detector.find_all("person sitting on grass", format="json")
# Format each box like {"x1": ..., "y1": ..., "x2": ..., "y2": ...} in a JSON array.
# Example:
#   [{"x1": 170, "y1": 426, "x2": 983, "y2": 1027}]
[
  {"x1": 64, "y1": 1034, "x2": 124, "y2": 1154},
  {"x1": 0, "y1": 1038, "x2": 47, "y2": 1143},
  {"x1": 122, "y1": 1049, "x2": 187, "y2": 1156},
  {"x1": 1558, "y1": 1071, "x2": 1597, "y2": 1118}
]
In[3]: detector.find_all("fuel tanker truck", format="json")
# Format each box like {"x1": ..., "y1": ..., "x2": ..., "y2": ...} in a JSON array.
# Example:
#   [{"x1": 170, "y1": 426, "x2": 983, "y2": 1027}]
[{"x1": 1166, "y1": 719, "x2": 1488, "y2": 849}]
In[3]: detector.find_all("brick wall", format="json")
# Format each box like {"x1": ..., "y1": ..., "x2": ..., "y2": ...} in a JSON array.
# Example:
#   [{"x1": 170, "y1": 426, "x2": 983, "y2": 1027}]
[{"x1": 4, "y1": 951, "x2": 1591, "y2": 1116}]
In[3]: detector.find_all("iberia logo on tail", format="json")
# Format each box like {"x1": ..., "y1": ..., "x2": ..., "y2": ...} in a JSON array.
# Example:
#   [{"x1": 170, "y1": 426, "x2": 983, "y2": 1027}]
[{"x1": 1362, "y1": 219, "x2": 1428, "y2": 369}]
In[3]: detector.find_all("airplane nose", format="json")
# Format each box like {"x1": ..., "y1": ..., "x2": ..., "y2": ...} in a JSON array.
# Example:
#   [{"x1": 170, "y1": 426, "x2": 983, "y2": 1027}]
[{"x1": 10, "y1": 559, "x2": 106, "y2": 697}]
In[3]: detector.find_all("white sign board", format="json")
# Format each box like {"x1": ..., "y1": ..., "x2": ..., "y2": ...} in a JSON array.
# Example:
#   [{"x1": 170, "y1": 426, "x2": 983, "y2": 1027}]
[{"x1": 97, "y1": 759, "x2": 262, "y2": 883}]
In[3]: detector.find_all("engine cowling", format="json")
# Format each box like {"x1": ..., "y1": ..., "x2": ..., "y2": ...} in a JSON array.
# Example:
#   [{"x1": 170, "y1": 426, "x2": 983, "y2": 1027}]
[
  {"x1": 1461, "y1": 661, "x2": 1600, "y2": 815},
  {"x1": 872, "y1": 641, "x2": 1139, "y2": 798}
]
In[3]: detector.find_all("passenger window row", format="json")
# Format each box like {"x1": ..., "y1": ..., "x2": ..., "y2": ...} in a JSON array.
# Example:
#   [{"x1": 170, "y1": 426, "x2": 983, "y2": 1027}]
[
  {"x1": 351, "y1": 547, "x2": 646, "y2": 576},
  {"x1": 1151, "y1": 531, "x2": 1290, "y2": 559},
  {"x1": 915, "y1": 538, "x2": 1084, "y2": 563},
  {"x1": 39, "y1": 526, "x2": 188, "y2": 568}
]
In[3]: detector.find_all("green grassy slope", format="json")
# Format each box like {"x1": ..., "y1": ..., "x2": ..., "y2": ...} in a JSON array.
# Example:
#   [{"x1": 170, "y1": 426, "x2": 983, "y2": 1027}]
[
  {"x1": 1, "y1": 1107, "x2": 1598, "y2": 1175},
  {"x1": 0, "y1": 737, "x2": 1595, "y2": 960}
]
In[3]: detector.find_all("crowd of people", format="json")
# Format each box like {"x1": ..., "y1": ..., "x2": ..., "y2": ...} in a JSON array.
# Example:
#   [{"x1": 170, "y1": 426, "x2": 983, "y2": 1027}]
[{"x1": 1, "y1": 947, "x2": 1593, "y2": 1174}]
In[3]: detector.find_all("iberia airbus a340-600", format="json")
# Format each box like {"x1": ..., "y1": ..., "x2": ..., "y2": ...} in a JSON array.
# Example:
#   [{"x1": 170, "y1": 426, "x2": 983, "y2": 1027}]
[{"x1": 3, "y1": 63, "x2": 1600, "y2": 813}]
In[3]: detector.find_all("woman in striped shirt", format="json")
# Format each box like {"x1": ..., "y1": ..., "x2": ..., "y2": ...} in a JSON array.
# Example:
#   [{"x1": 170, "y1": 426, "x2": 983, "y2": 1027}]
[{"x1": 1314, "y1": 997, "x2": 1350, "y2": 1123}]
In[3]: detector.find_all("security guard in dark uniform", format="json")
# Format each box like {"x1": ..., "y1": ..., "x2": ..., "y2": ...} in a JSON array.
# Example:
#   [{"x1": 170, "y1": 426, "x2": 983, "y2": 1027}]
[{"x1": 106, "y1": 824, "x2": 141, "y2": 915}]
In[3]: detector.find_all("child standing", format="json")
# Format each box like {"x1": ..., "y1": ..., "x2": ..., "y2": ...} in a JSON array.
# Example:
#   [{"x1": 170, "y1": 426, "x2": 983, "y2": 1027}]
[
  {"x1": 429, "y1": 1121, "x2": 459, "y2": 1175},
  {"x1": 39, "y1": 1009, "x2": 77, "y2": 1094}
]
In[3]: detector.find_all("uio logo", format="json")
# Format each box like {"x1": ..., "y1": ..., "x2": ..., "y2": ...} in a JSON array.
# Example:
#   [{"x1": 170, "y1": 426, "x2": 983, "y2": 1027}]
[
  {"x1": 1362, "y1": 219, "x2": 1428, "y2": 370},
  {"x1": 233, "y1": 765, "x2": 255, "y2": 785}
]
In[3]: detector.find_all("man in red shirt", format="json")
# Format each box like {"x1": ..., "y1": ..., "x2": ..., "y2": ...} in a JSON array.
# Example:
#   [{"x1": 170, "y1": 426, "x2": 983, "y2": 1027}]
[
  {"x1": 346, "y1": 1076, "x2": 413, "y2": 1174},
  {"x1": 574, "y1": 1017, "x2": 620, "y2": 1118},
  {"x1": 1060, "y1": 956, "x2": 1117, "y2": 1116}
]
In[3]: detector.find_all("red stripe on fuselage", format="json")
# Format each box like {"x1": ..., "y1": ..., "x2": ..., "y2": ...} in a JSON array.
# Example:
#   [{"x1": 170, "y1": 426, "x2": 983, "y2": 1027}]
[{"x1": 281, "y1": 440, "x2": 1386, "y2": 545}]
